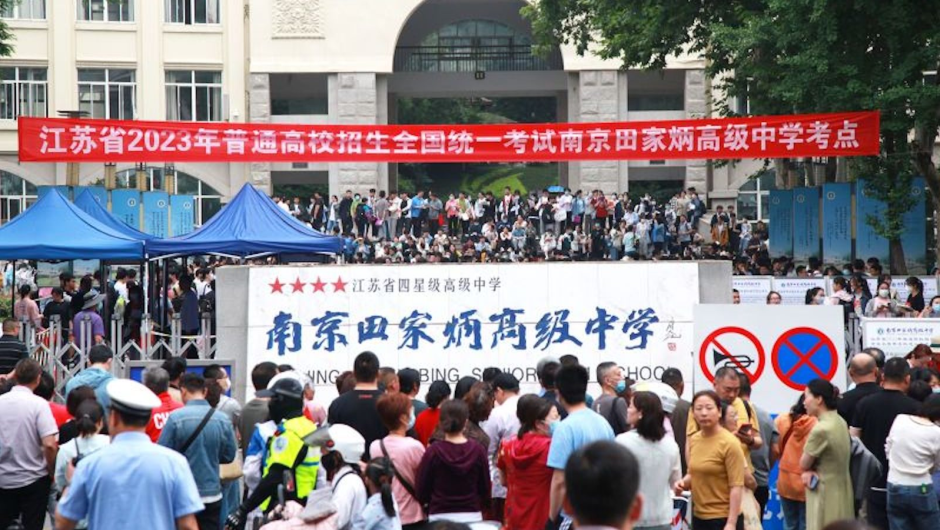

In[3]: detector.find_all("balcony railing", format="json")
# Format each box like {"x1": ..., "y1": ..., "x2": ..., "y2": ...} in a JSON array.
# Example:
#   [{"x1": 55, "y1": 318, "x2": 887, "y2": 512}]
[{"x1": 394, "y1": 44, "x2": 563, "y2": 73}]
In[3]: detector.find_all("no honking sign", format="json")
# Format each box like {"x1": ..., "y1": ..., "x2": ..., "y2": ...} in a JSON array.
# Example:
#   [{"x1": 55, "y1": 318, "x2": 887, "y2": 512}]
[{"x1": 693, "y1": 305, "x2": 846, "y2": 414}]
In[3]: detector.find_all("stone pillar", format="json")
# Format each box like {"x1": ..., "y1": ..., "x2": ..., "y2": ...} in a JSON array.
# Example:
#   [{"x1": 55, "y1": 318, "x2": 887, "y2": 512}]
[
  {"x1": 684, "y1": 69, "x2": 708, "y2": 193},
  {"x1": 331, "y1": 73, "x2": 383, "y2": 195},
  {"x1": 248, "y1": 73, "x2": 272, "y2": 193},
  {"x1": 568, "y1": 70, "x2": 626, "y2": 193}
]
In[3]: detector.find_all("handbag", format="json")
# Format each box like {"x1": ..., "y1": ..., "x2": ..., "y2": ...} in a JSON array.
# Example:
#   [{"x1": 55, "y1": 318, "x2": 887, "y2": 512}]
[
  {"x1": 220, "y1": 451, "x2": 244, "y2": 481},
  {"x1": 740, "y1": 488, "x2": 762, "y2": 530}
]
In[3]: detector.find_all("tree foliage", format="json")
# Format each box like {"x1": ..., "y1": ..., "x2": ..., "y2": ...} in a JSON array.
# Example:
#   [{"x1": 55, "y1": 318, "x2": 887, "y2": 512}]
[
  {"x1": 0, "y1": 0, "x2": 17, "y2": 58},
  {"x1": 525, "y1": 0, "x2": 940, "y2": 271}
]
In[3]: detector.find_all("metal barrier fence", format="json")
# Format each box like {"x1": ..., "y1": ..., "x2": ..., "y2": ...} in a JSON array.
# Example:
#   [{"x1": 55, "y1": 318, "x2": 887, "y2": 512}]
[{"x1": 20, "y1": 313, "x2": 215, "y2": 402}]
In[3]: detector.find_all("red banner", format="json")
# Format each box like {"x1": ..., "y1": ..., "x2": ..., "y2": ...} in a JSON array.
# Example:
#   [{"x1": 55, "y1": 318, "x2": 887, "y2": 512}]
[{"x1": 17, "y1": 112, "x2": 879, "y2": 163}]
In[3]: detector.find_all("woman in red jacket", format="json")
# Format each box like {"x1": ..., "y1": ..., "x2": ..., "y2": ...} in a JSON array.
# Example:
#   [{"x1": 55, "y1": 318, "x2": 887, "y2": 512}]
[
  {"x1": 414, "y1": 380, "x2": 451, "y2": 446},
  {"x1": 497, "y1": 394, "x2": 559, "y2": 530}
]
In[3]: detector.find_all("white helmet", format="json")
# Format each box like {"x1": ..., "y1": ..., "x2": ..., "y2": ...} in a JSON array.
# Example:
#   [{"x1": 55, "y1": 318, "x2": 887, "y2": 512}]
[
  {"x1": 303, "y1": 424, "x2": 365, "y2": 464},
  {"x1": 631, "y1": 380, "x2": 679, "y2": 414}
]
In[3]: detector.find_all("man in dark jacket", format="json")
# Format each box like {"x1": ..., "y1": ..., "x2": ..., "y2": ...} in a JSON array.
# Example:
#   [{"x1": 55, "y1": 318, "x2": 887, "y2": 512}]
[{"x1": 338, "y1": 190, "x2": 353, "y2": 235}]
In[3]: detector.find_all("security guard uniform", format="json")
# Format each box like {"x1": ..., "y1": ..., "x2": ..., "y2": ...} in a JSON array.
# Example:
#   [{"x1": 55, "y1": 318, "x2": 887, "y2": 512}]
[
  {"x1": 228, "y1": 378, "x2": 321, "y2": 529},
  {"x1": 260, "y1": 415, "x2": 320, "y2": 510}
]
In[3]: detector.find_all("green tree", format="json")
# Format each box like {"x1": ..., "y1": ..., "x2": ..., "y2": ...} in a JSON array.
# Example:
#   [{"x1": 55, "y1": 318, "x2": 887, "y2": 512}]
[
  {"x1": 525, "y1": 0, "x2": 940, "y2": 273},
  {"x1": 0, "y1": 0, "x2": 16, "y2": 57}
]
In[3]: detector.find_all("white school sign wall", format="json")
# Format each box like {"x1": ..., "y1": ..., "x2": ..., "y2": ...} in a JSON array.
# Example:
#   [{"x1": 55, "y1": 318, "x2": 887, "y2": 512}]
[
  {"x1": 217, "y1": 262, "x2": 731, "y2": 404},
  {"x1": 693, "y1": 304, "x2": 846, "y2": 414}
]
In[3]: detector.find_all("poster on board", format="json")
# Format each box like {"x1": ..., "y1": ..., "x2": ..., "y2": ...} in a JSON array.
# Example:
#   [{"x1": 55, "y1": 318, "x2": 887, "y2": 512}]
[{"x1": 239, "y1": 263, "x2": 714, "y2": 401}]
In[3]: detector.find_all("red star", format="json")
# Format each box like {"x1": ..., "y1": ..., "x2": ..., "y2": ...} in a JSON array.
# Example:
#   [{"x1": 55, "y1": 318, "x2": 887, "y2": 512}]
[
  {"x1": 331, "y1": 277, "x2": 347, "y2": 293},
  {"x1": 310, "y1": 277, "x2": 326, "y2": 293},
  {"x1": 291, "y1": 277, "x2": 305, "y2": 293},
  {"x1": 269, "y1": 278, "x2": 284, "y2": 294}
]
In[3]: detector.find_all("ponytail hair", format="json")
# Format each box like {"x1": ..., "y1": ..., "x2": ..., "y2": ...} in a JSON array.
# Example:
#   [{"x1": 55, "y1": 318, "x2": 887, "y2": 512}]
[
  {"x1": 439, "y1": 399, "x2": 469, "y2": 434},
  {"x1": 365, "y1": 458, "x2": 396, "y2": 518},
  {"x1": 75, "y1": 399, "x2": 104, "y2": 437}
]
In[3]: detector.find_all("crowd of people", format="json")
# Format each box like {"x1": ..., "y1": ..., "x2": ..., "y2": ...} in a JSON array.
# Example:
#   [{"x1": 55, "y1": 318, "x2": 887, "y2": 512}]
[
  {"x1": 5, "y1": 260, "x2": 216, "y2": 356},
  {"x1": 730, "y1": 256, "x2": 940, "y2": 322},
  {"x1": 3, "y1": 340, "x2": 937, "y2": 530},
  {"x1": 271, "y1": 187, "x2": 769, "y2": 264}
]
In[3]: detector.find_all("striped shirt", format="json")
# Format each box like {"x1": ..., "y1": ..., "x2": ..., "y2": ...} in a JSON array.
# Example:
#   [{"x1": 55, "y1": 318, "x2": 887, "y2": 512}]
[{"x1": 0, "y1": 334, "x2": 28, "y2": 375}]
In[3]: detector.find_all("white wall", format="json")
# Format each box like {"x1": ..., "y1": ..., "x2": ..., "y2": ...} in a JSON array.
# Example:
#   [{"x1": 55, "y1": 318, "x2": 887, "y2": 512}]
[
  {"x1": 248, "y1": 0, "x2": 704, "y2": 74},
  {"x1": 0, "y1": 0, "x2": 247, "y2": 197}
]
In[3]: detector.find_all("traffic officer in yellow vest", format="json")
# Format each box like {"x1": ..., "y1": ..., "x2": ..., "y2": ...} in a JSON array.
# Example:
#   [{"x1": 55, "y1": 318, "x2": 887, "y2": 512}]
[{"x1": 225, "y1": 377, "x2": 321, "y2": 530}]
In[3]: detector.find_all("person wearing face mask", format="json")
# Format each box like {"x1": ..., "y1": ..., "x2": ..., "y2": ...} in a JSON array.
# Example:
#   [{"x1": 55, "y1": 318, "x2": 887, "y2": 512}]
[
  {"x1": 865, "y1": 282, "x2": 901, "y2": 318},
  {"x1": 805, "y1": 288, "x2": 827, "y2": 306},
  {"x1": 204, "y1": 364, "x2": 242, "y2": 421},
  {"x1": 309, "y1": 424, "x2": 368, "y2": 530},
  {"x1": 497, "y1": 395, "x2": 558, "y2": 530},
  {"x1": 918, "y1": 296, "x2": 940, "y2": 318},
  {"x1": 593, "y1": 362, "x2": 629, "y2": 435},
  {"x1": 371, "y1": 393, "x2": 426, "y2": 529},
  {"x1": 226, "y1": 378, "x2": 324, "y2": 530}
]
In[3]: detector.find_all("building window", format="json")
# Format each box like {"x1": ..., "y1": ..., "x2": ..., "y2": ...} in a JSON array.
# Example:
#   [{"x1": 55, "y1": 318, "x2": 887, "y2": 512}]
[
  {"x1": 395, "y1": 19, "x2": 562, "y2": 72},
  {"x1": 165, "y1": 70, "x2": 222, "y2": 122},
  {"x1": 0, "y1": 171, "x2": 37, "y2": 224},
  {"x1": 736, "y1": 171, "x2": 777, "y2": 222},
  {"x1": 270, "y1": 73, "x2": 328, "y2": 116},
  {"x1": 112, "y1": 167, "x2": 221, "y2": 225},
  {"x1": 0, "y1": 67, "x2": 47, "y2": 119},
  {"x1": 77, "y1": 0, "x2": 134, "y2": 22},
  {"x1": 1, "y1": 0, "x2": 45, "y2": 19},
  {"x1": 78, "y1": 69, "x2": 136, "y2": 120},
  {"x1": 165, "y1": 0, "x2": 218, "y2": 25},
  {"x1": 627, "y1": 94, "x2": 685, "y2": 111}
]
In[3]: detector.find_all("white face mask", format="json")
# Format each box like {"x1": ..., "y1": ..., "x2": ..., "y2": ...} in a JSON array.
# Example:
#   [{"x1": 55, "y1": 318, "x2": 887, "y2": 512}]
[
  {"x1": 219, "y1": 377, "x2": 231, "y2": 392},
  {"x1": 879, "y1": 289, "x2": 890, "y2": 298},
  {"x1": 815, "y1": 296, "x2": 826, "y2": 305},
  {"x1": 407, "y1": 408, "x2": 416, "y2": 430}
]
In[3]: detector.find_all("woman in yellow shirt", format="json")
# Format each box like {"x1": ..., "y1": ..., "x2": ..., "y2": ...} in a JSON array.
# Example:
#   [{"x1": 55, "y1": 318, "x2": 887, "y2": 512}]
[{"x1": 675, "y1": 390, "x2": 746, "y2": 530}]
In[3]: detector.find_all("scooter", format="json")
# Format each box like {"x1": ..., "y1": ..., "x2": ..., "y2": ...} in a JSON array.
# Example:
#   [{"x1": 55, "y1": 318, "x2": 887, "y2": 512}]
[{"x1": 250, "y1": 470, "x2": 296, "y2": 530}]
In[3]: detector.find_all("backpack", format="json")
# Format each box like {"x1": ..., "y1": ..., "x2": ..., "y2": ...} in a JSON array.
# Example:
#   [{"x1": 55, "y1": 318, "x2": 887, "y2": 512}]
[{"x1": 198, "y1": 294, "x2": 214, "y2": 314}]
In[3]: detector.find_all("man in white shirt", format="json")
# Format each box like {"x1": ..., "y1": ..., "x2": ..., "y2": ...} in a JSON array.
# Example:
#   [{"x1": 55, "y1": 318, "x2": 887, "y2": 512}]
[
  {"x1": 113, "y1": 268, "x2": 129, "y2": 304},
  {"x1": 483, "y1": 373, "x2": 522, "y2": 521},
  {"x1": 558, "y1": 190, "x2": 573, "y2": 228},
  {"x1": 387, "y1": 192, "x2": 402, "y2": 239},
  {"x1": 399, "y1": 193, "x2": 412, "y2": 238},
  {"x1": 0, "y1": 359, "x2": 59, "y2": 530}
]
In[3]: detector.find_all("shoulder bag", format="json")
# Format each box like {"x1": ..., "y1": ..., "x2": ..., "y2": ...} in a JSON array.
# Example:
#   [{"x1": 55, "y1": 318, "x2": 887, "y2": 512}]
[{"x1": 379, "y1": 438, "x2": 419, "y2": 501}]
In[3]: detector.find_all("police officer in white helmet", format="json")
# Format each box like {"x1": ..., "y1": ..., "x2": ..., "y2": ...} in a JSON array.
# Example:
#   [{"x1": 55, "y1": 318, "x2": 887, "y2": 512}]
[{"x1": 305, "y1": 424, "x2": 368, "y2": 530}]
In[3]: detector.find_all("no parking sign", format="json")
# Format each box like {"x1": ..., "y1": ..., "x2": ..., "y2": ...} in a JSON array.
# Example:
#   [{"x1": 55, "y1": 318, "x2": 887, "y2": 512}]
[{"x1": 693, "y1": 305, "x2": 846, "y2": 414}]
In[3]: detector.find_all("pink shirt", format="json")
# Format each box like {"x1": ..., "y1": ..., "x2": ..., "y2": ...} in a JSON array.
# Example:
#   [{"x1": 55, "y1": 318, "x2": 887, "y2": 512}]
[
  {"x1": 14, "y1": 298, "x2": 42, "y2": 329},
  {"x1": 369, "y1": 435, "x2": 426, "y2": 524}
]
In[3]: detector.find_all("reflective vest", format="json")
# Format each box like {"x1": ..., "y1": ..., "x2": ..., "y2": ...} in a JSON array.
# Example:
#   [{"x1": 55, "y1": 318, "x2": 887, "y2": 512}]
[{"x1": 261, "y1": 416, "x2": 320, "y2": 510}]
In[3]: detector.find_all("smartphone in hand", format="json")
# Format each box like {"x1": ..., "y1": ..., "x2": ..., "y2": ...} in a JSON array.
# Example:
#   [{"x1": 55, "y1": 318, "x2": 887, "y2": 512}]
[{"x1": 808, "y1": 474, "x2": 819, "y2": 490}]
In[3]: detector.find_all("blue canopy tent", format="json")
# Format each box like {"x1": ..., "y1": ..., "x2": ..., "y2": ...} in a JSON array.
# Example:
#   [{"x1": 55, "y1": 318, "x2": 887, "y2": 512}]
[
  {"x1": 0, "y1": 188, "x2": 146, "y2": 260},
  {"x1": 73, "y1": 189, "x2": 155, "y2": 241},
  {"x1": 146, "y1": 184, "x2": 342, "y2": 259}
]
